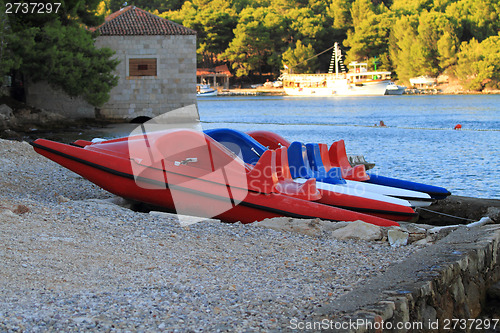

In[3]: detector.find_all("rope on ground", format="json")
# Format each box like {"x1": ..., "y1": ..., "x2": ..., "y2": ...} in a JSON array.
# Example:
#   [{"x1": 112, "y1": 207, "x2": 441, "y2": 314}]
[{"x1": 417, "y1": 207, "x2": 476, "y2": 222}]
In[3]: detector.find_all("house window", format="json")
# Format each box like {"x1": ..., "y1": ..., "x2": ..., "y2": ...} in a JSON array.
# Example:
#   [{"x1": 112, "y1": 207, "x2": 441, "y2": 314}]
[{"x1": 129, "y1": 58, "x2": 157, "y2": 76}]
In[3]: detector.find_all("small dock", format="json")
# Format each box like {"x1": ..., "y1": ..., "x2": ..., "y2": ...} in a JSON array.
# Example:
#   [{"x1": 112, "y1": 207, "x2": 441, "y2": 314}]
[{"x1": 217, "y1": 88, "x2": 285, "y2": 96}]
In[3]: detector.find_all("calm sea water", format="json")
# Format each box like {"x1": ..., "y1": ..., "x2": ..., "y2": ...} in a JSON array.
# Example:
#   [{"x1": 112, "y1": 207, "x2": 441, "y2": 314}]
[{"x1": 198, "y1": 95, "x2": 500, "y2": 199}]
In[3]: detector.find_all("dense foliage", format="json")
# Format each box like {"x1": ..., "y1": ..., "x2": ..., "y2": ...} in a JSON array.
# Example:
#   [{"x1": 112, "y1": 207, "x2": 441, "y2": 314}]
[
  {"x1": 1, "y1": 0, "x2": 119, "y2": 106},
  {"x1": 4, "y1": 0, "x2": 498, "y2": 92},
  {"x1": 154, "y1": 0, "x2": 499, "y2": 89}
]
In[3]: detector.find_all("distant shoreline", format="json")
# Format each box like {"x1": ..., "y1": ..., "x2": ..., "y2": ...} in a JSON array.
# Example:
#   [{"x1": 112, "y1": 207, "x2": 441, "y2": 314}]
[{"x1": 217, "y1": 87, "x2": 500, "y2": 96}]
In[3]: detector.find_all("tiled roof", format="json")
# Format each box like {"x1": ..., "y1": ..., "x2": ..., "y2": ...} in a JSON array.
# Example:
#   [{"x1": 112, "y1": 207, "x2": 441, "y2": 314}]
[
  {"x1": 197, "y1": 65, "x2": 232, "y2": 77},
  {"x1": 97, "y1": 6, "x2": 196, "y2": 36}
]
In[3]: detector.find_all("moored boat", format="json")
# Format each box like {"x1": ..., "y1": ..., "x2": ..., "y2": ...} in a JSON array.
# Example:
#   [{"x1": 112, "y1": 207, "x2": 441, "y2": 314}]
[
  {"x1": 217, "y1": 128, "x2": 434, "y2": 207},
  {"x1": 197, "y1": 84, "x2": 218, "y2": 97},
  {"x1": 282, "y1": 42, "x2": 392, "y2": 97},
  {"x1": 409, "y1": 76, "x2": 437, "y2": 88},
  {"x1": 247, "y1": 130, "x2": 451, "y2": 201},
  {"x1": 31, "y1": 129, "x2": 399, "y2": 226},
  {"x1": 385, "y1": 82, "x2": 406, "y2": 95},
  {"x1": 205, "y1": 128, "x2": 420, "y2": 221}
]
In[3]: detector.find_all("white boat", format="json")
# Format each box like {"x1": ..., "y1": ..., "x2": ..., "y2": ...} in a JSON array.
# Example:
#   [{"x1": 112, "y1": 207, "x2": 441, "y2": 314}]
[
  {"x1": 294, "y1": 178, "x2": 433, "y2": 208},
  {"x1": 197, "y1": 84, "x2": 218, "y2": 97},
  {"x1": 409, "y1": 76, "x2": 437, "y2": 87},
  {"x1": 294, "y1": 178, "x2": 413, "y2": 207},
  {"x1": 385, "y1": 82, "x2": 406, "y2": 95},
  {"x1": 282, "y1": 43, "x2": 392, "y2": 96}
]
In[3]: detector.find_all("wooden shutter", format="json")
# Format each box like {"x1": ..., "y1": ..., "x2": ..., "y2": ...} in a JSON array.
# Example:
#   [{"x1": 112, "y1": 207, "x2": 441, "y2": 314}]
[{"x1": 129, "y1": 58, "x2": 157, "y2": 76}]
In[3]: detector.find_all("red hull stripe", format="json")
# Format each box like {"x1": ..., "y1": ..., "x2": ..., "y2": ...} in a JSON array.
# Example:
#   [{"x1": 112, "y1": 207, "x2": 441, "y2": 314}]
[{"x1": 30, "y1": 141, "x2": 345, "y2": 221}]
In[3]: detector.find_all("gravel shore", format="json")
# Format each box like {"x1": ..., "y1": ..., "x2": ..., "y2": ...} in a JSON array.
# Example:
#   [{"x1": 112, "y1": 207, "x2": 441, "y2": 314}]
[{"x1": 0, "y1": 139, "x2": 419, "y2": 331}]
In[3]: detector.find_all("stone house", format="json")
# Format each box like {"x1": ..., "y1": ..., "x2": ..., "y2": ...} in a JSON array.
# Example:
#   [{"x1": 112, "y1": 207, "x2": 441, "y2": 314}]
[
  {"x1": 94, "y1": 6, "x2": 197, "y2": 121},
  {"x1": 26, "y1": 6, "x2": 197, "y2": 121}
]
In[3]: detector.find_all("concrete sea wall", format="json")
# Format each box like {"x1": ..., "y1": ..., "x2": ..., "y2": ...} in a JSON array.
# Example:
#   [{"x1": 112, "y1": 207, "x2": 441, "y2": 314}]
[{"x1": 314, "y1": 224, "x2": 500, "y2": 332}]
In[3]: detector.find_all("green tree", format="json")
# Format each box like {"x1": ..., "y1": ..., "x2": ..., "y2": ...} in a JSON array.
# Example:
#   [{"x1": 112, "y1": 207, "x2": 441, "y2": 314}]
[
  {"x1": 282, "y1": 40, "x2": 319, "y2": 73},
  {"x1": 0, "y1": 0, "x2": 18, "y2": 81},
  {"x1": 344, "y1": 12, "x2": 392, "y2": 68},
  {"x1": 446, "y1": 0, "x2": 500, "y2": 42},
  {"x1": 388, "y1": 10, "x2": 461, "y2": 81},
  {"x1": 165, "y1": 0, "x2": 237, "y2": 67},
  {"x1": 327, "y1": 0, "x2": 354, "y2": 30},
  {"x1": 221, "y1": 7, "x2": 285, "y2": 76},
  {"x1": 436, "y1": 31, "x2": 459, "y2": 70},
  {"x1": 342, "y1": 0, "x2": 394, "y2": 72},
  {"x1": 350, "y1": 0, "x2": 376, "y2": 27},
  {"x1": 307, "y1": 0, "x2": 329, "y2": 14},
  {"x1": 416, "y1": 11, "x2": 460, "y2": 74},
  {"x1": 6, "y1": 0, "x2": 119, "y2": 106},
  {"x1": 455, "y1": 34, "x2": 500, "y2": 90},
  {"x1": 96, "y1": 1, "x2": 112, "y2": 17},
  {"x1": 389, "y1": 15, "x2": 427, "y2": 82},
  {"x1": 108, "y1": 0, "x2": 185, "y2": 13},
  {"x1": 391, "y1": 0, "x2": 433, "y2": 13},
  {"x1": 287, "y1": 7, "x2": 323, "y2": 46}
]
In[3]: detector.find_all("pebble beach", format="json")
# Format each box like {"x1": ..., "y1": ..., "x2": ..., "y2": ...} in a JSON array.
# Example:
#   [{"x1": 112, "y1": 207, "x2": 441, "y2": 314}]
[{"x1": 0, "y1": 138, "x2": 421, "y2": 331}]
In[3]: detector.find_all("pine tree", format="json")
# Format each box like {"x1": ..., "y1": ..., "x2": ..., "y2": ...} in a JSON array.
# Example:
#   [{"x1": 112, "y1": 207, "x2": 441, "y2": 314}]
[
  {"x1": 282, "y1": 40, "x2": 319, "y2": 74},
  {"x1": 5, "y1": 0, "x2": 119, "y2": 106}
]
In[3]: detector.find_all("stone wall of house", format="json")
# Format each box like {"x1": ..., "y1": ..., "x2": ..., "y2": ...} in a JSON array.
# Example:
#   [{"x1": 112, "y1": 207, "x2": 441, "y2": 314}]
[{"x1": 94, "y1": 35, "x2": 197, "y2": 121}]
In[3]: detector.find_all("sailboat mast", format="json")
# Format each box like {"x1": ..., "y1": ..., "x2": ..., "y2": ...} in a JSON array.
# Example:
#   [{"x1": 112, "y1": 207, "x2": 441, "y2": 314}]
[
  {"x1": 328, "y1": 42, "x2": 342, "y2": 77},
  {"x1": 335, "y1": 42, "x2": 339, "y2": 76}
]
